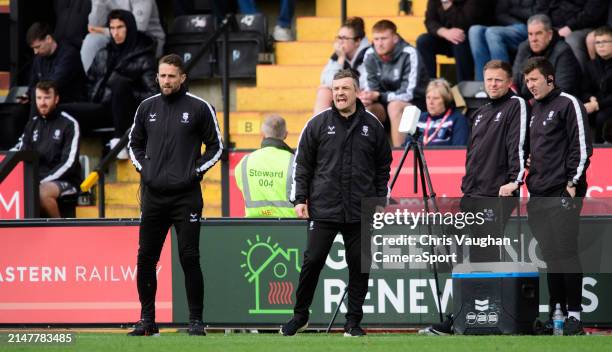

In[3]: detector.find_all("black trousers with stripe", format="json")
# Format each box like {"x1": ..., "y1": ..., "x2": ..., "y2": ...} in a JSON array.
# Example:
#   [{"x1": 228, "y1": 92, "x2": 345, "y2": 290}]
[{"x1": 136, "y1": 185, "x2": 204, "y2": 322}]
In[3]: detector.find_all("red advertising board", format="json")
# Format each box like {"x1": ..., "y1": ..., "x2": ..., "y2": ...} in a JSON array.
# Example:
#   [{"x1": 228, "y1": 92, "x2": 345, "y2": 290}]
[
  {"x1": 229, "y1": 147, "x2": 612, "y2": 216},
  {"x1": 0, "y1": 225, "x2": 172, "y2": 323},
  {"x1": 0, "y1": 155, "x2": 25, "y2": 219}
]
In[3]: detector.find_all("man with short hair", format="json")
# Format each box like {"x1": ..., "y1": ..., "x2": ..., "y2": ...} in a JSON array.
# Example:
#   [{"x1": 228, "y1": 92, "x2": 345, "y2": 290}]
[
  {"x1": 419, "y1": 60, "x2": 528, "y2": 335},
  {"x1": 362, "y1": 19, "x2": 429, "y2": 147},
  {"x1": 512, "y1": 14, "x2": 581, "y2": 99},
  {"x1": 523, "y1": 56, "x2": 592, "y2": 335},
  {"x1": 11, "y1": 81, "x2": 81, "y2": 218},
  {"x1": 235, "y1": 115, "x2": 296, "y2": 217},
  {"x1": 280, "y1": 69, "x2": 392, "y2": 337},
  {"x1": 24, "y1": 22, "x2": 85, "y2": 108},
  {"x1": 127, "y1": 54, "x2": 223, "y2": 336}
]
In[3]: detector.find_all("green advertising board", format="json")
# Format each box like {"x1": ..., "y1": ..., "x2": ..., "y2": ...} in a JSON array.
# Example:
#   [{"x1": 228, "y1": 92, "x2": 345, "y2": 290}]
[{"x1": 171, "y1": 219, "x2": 612, "y2": 327}]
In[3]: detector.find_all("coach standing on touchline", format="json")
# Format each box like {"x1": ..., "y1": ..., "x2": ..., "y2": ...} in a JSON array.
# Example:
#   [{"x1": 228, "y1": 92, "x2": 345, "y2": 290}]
[
  {"x1": 281, "y1": 69, "x2": 392, "y2": 337},
  {"x1": 127, "y1": 54, "x2": 223, "y2": 336},
  {"x1": 523, "y1": 56, "x2": 592, "y2": 336}
]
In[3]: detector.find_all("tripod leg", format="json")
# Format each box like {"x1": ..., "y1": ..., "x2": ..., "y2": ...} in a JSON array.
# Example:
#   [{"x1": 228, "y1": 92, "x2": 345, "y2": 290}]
[
  {"x1": 326, "y1": 286, "x2": 348, "y2": 333},
  {"x1": 389, "y1": 141, "x2": 412, "y2": 191}
]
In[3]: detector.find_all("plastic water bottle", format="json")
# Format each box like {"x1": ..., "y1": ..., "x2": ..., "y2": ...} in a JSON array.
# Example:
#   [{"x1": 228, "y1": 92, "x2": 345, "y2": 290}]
[{"x1": 552, "y1": 304, "x2": 565, "y2": 336}]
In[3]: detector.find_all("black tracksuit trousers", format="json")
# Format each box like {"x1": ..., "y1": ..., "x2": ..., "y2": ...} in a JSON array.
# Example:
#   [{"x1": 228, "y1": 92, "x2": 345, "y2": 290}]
[
  {"x1": 527, "y1": 186, "x2": 585, "y2": 314},
  {"x1": 293, "y1": 221, "x2": 369, "y2": 327},
  {"x1": 137, "y1": 185, "x2": 204, "y2": 322}
]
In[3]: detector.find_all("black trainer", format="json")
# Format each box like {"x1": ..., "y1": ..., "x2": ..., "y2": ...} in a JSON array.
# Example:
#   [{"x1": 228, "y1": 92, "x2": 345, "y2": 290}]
[
  {"x1": 533, "y1": 319, "x2": 553, "y2": 335},
  {"x1": 279, "y1": 317, "x2": 308, "y2": 336},
  {"x1": 344, "y1": 326, "x2": 366, "y2": 337},
  {"x1": 418, "y1": 314, "x2": 454, "y2": 336},
  {"x1": 127, "y1": 319, "x2": 160, "y2": 336},
  {"x1": 188, "y1": 319, "x2": 206, "y2": 336},
  {"x1": 563, "y1": 316, "x2": 585, "y2": 336}
]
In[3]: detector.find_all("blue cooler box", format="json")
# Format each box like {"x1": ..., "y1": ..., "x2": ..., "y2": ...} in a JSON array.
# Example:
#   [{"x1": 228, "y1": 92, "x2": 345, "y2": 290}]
[{"x1": 452, "y1": 262, "x2": 539, "y2": 335}]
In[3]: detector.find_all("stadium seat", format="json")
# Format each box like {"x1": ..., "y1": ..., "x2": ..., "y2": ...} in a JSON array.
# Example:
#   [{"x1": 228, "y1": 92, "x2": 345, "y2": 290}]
[{"x1": 166, "y1": 14, "x2": 216, "y2": 79}]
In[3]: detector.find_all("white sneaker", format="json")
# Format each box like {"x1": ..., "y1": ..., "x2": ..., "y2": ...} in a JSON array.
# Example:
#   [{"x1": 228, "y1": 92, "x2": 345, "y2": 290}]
[{"x1": 273, "y1": 25, "x2": 293, "y2": 42}]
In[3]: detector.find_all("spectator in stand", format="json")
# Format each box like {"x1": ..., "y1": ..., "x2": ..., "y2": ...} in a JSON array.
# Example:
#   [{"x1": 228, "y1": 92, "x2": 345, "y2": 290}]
[
  {"x1": 586, "y1": 1, "x2": 612, "y2": 60},
  {"x1": 81, "y1": 0, "x2": 165, "y2": 72},
  {"x1": 417, "y1": 0, "x2": 491, "y2": 82},
  {"x1": 238, "y1": 0, "x2": 295, "y2": 41},
  {"x1": 362, "y1": 19, "x2": 429, "y2": 147},
  {"x1": 583, "y1": 26, "x2": 612, "y2": 143},
  {"x1": 535, "y1": 0, "x2": 608, "y2": 72},
  {"x1": 409, "y1": 79, "x2": 469, "y2": 146},
  {"x1": 512, "y1": 14, "x2": 581, "y2": 99},
  {"x1": 11, "y1": 81, "x2": 81, "y2": 218},
  {"x1": 468, "y1": 0, "x2": 536, "y2": 81},
  {"x1": 20, "y1": 23, "x2": 86, "y2": 115},
  {"x1": 63, "y1": 9, "x2": 157, "y2": 159},
  {"x1": 314, "y1": 17, "x2": 370, "y2": 114}
]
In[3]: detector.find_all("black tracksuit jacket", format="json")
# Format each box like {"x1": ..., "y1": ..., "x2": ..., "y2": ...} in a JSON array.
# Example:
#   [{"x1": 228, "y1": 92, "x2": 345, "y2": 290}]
[
  {"x1": 462, "y1": 92, "x2": 529, "y2": 197},
  {"x1": 12, "y1": 109, "x2": 81, "y2": 186},
  {"x1": 290, "y1": 100, "x2": 392, "y2": 223},
  {"x1": 526, "y1": 88, "x2": 592, "y2": 195},
  {"x1": 128, "y1": 86, "x2": 223, "y2": 192}
]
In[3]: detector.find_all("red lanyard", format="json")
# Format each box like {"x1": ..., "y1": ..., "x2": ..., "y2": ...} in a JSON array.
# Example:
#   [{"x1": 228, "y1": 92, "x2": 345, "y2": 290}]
[{"x1": 423, "y1": 108, "x2": 452, "y2": 145}]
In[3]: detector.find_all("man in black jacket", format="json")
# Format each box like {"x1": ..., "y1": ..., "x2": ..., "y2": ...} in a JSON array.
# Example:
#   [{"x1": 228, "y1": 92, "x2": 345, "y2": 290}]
[
  {"x1": 419, "y1": 60, "x2": 528, "y2": 335},
  {"x1": 512, "y1": 14, "x2": 581, "y2": 99},
  {"x1": 535, "y1": 0, "x2": 609, "y2": 72},
  {"x1": 523, "y1": 57, "x2": 592, "y2": 335},
  {"x1": 62, "y1": 9, "x2": 157, "y2": 158},
  {"x1": 11, "y1": 81, "x2": 81, "y2": 218},
  {"x1": 127, "y1": 54, "x2": 223, "y2": 336},
  {"x1": 280, "y1": 69, "x2": 392, "y2": 337}
]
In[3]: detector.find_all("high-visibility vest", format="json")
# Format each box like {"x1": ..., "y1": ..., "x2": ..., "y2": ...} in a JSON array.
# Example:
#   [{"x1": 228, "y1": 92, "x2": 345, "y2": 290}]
[{"x1": 235, "y1": 146, "x2": 296, "y2": 218}]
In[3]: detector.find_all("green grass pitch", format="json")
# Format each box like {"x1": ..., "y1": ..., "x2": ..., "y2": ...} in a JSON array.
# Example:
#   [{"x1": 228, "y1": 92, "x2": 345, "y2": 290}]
[{"x1": 2, "y1": 332, "x2": 611, "y2": 352}]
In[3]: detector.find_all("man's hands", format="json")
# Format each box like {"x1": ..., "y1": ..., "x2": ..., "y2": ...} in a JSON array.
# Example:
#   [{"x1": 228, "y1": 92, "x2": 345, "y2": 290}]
[
  {"x1": 358, "y1": 90, "x2": 380, "y2": 105},
  {"x1": 585, "y1": 96, "x2": 599, "y2": 114},
  {"x1": 499, "y1": 182, "x2": 519, "y2": 197},
  {"x1": 438, "y1": 27, "x2": 465, "y2": 45},
  {"x1": 566, "y1": 186, "x2": 576, "y2": 198},
  {"x1": 558, "y1": 26, "x2": 572, "y2": 38},
  {"x1": 295, "y1": 203, "x2": 309, "y2": 219}
]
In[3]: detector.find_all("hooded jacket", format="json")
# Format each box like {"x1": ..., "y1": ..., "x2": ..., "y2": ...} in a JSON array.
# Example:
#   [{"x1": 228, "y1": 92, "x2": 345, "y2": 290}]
[
  {"x1": 128, "y1": 86, "x2": 223, "y2": 192},
  {"x1": 363, "y1": 38, "x2": 429, "y2": 104},
  {"x1": 512, "y1": 32, "x2": 581, "y2": 99},
  {"x1": 86, "y1": 9, "x2": 158, "y2": 104},
  {"x1": 425, "y1": 0, "x2": 492, "y2": 34},
  {"x1": 535, "y1": 0, "x2": 608, "y2": 30},
  {"x1": 495, "y1": 0, "x2": 537, "y2": 26},
  {"x1": 290, "y1": 100, "x2": 392, "y2": 223}
]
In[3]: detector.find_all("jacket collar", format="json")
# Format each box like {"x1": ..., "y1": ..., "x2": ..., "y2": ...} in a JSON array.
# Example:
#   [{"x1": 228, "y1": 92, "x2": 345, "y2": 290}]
[
  {"x1": 161, "y1": 85, "x2": 187, "y2": 103},
  {"x1": 261, "y1": 137, "x2": 294, "y2": 154},
  {"x1": 39, "y1": 108, "x2": 59, "y2": 121},
  {"x1": 489, "y1": 91, "x2": 514, "y2": 106},
  {"x1": 331, "y1": 98, "x2": 366, "y2": 120},
  {"x1": 536, "y1": 87, "x2": 562, "y2": 103}
]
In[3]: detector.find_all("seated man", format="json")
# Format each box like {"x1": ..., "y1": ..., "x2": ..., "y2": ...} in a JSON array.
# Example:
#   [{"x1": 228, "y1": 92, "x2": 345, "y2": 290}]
[
  {"x1": 535, "y1": 0, "x2": 608, "y2": 72},
  {"x1": 583, "y1": 25, "x2": 612, "y2": 143},
  {"x1": 468, "y1": 0, "x2": 535, "y2": 80},
  {"x1": 11, "y1": 81, "x2": 82, "y2": 218},
  {"x1": 63, "y1": 9, "x2": 158, "y2": 158},
  {"x1": 512, "y1": 14, "x2": 581, "y2": 100},
  {"x1": 81, "y1": 0, "x2": 165, "y2": 72},
  {"x1": 235, "y1": 115, "x2": 296, "y2": 218},
  {"x1": 417, "y1": 0, "x2": 491, "y2": 82},
  {"x1": 362, "y1": 19, "x2": 429, "y2": 147}
]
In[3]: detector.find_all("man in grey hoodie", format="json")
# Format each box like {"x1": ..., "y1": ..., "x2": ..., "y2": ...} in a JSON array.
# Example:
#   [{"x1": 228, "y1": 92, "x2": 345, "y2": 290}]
[
  {"x1": 362, "y1": 19, "x2": 429, "y2": 147},
  {"x1": 81, "y1": 0, "x2": 165, "y2": 72}
]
